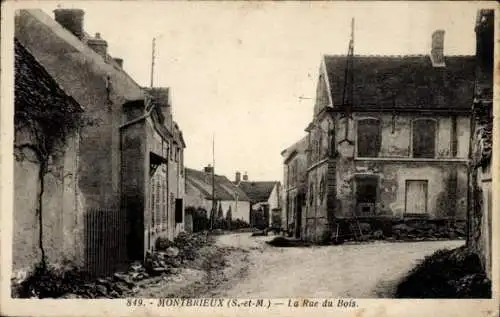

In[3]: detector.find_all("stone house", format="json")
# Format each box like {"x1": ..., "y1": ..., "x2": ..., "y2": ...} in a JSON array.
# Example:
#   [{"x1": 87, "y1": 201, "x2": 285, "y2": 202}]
[
  {"x1": 237, "y1": 175, "x2": 281, "y2": 228},
  {"x1": 14, "y1": 9, "x2": 186, "y2": 274},
  {"x1": 469, "y1": 9, "x2": 494, "y2": 279},
  {"x1": 281, "y1": 136, "x2": 309, "y2": 237},
  {"x1": 13, "y1": 38, "x2": 83, "y2": 278},
  {"x1": 302, "y1": 29, "x2": 476, "y2": 242},
  {"x1": 184, "y1": 166, "x2": 251, "y2": 225},
  {"x1": 123, "y1": 86, "x2": 186, "y2": 259}
]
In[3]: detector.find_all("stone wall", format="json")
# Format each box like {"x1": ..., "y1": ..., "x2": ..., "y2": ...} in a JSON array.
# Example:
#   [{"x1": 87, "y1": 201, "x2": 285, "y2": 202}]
[
  {"x1": 333, "y1": 218, "x2": 466, "y2": 242},
  {"x1": 13, "y1": 128, "x2": 84, "y2": 275}
]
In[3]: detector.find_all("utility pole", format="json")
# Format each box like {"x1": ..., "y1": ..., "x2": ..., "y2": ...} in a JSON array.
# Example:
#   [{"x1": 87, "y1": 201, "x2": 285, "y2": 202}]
[
  {"x1": 150, "y1": 37, "x2": 156, "y2": 88},
  {"x1": 340, "y1": 17, "x2": 355, "y2": 144},
  {"x1": 210, "y1": 134, "x2": 216, "y2": 231}
]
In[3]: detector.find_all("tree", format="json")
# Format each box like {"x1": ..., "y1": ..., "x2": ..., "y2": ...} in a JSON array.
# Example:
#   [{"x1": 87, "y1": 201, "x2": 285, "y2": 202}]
[
  {"x1": 217, "y1": 203, "x2": 224, "y2": 219},
  {"x1": 226, "y1": 206, "x2": 233, "y2": 230}
]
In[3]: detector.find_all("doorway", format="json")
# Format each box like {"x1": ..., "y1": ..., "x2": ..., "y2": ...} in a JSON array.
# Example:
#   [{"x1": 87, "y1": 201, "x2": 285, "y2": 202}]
[
  {"x1": 355, "y1": 176, "x2": 378, "y2": 216},
  {"x1": 405, "y1": 180, "x2": 428, "y2": 215},
  {"x1": 295, "y1": 194, "x2": 303, "y2": 238}
]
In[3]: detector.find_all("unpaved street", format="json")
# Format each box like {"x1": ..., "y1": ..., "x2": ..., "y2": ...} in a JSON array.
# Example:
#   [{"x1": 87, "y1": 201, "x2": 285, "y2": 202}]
[{"x1": 212, "y1": 233, "x2": 465, "y2": 298}]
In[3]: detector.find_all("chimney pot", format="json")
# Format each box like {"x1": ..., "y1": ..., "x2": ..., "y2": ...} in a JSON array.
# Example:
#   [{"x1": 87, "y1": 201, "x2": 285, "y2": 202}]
[
  {"x1": 204, "y1": 165, "x2": 213, "y2": 174},
  {"x1": 113, "y1": 58, "x2": 123, "y2": 68},
  {"x1": 242, "y1": 172, "x2": 248, "y2": 181},
  {"x1": 53, "y1": 9, "x2": 85, "y2": 39},
  {"x1": 430, "y1": 29, "x2": 445, "y2": 67},
  {"x1": 87, "y1": 34, "x2": 108, "y2": 60},
  {"x1": 235, "y1": 171, "x2": 241, "y2": 183}
]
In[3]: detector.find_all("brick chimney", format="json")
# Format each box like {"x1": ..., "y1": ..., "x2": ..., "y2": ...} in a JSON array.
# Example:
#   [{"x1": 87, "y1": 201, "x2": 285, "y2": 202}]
[
  {"x1": 53, "y1": 9, "x2": 85, "y2": 39},
  {"x1": 113, "y1": 58, "x2": 123, "y2": 68},
  {"x1": 146, "y1": 87, "x2": 173, "y2": 130},
  {"x1": 204, "y1": 164, "x2": 214, "y2": 174},
  {"x1": 235, "y1": 171, "x2": 241, "y2": 184},
  {"x1": 87, "y1": 33, "x2": 108, "y2": 59},
  {"x1": 430, "y1": 30, "x2": 445, "y2": 67},
  {"x1": 242, "y1": 172, "x2": 248, "y2": 181}
]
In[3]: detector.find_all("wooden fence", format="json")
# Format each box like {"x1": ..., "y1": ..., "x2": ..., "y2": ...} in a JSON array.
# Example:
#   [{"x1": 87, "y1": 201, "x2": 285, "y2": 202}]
[{"x1": 84, "y1": 208, "x2": 128, "y2": 277}]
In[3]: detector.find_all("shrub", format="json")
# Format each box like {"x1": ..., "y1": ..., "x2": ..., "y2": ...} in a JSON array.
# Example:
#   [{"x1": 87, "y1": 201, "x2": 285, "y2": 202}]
[{"x1": 395, "y1": 246, "x2": 491, "y2": 298}]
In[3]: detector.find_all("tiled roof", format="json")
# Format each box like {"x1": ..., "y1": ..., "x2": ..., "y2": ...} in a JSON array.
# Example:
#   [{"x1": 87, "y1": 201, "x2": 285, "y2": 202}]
[
  {"x1": 15, "y1": 9, "x2": 146, "y2": 108},
  {"x1": 185, "y1": 168, "x2": 250, "y2": 201},
  {"x1": 324, "y1": 54, "x2": 476, "y2": 112},
  {"x1": 15, "y1": 38, "x2": 82, "y2": 120},
  {"x1": 238, "y1": 181, "x2": 278, "y2": 204},
  {"x1": 281, "y1": 135, "x2": 309, "y2": 163}
]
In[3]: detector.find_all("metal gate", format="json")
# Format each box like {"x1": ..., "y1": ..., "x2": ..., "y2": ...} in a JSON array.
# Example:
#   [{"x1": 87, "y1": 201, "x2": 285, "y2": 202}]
[{"x1": 85, "y1": 208, "x2": 128, "y2": 277}]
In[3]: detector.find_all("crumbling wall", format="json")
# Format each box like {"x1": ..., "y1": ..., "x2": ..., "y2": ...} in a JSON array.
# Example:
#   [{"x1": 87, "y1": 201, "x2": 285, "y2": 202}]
[{"x1": 14, "y1": 128, "x2": 84, "y2": 275}]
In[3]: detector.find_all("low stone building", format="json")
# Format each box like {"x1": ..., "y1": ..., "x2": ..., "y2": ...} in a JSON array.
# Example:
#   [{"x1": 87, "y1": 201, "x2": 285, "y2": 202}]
[
  {"x1": 14, "y1": 38, "x2": 83, "y2": 278},
  {"x1": 469, "y1": 9, "x2": 494, "y2": 280},
  {"x1": 185, "y1": 166, "x2": 251, "y2": 226},
  {"x1": 281, "y1": 136, "x2": 309, "y2": 237},
  {"x1": 302, "y1": 29, "x2": 476, "y2": 242}
]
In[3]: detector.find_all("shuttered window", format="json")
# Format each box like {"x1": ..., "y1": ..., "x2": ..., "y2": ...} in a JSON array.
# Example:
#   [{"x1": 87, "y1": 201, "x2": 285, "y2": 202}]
[
  {"x1": 357, "y1": 118, "x2": 381, "y2": 157},
  {"x1": 412, "y1": 119, "x2": 436, "y2": 158}
]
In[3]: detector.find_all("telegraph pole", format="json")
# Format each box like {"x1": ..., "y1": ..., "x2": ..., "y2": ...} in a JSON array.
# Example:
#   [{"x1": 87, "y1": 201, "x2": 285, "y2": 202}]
[
  {"x1": 210, "y1": 134, "x2": 216, "y2": 231},
  {"x1": 150, "y1": 37, "x2": 156, "y2": 88}
]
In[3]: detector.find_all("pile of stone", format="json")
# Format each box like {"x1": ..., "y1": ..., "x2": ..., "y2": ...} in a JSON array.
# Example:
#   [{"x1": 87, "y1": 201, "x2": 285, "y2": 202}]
[
  {"x1": 347, "y1": 221, "x2": 467, "y2": 242},
  {"x1": 391, "y1": 222, "x2": 466, "y2": 240},
  {"x1": 144, "y1": 247, "x2": 182, "y2": 276},
  {"x1": 16, "y1": 232, "x2": 215, "y2": 299},
  {"x1": 58, "y1": 271, "x2": 140, "y2": 299}
]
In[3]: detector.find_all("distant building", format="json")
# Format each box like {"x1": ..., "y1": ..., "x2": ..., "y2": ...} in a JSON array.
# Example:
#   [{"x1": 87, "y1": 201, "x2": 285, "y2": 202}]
[
  {"x1": 301, "y1": 29, "x2": 476, "y2": 242},
  {"x1": 237, "y1": 175, "x2": 281, "y2": 228},
  {"x1": 185, "y1": 166, "x2": 251, "y2": 224},
  {"x1": 281, "y1": 136, "x2": 309, "y2": 237},
  {"x1": 469, "y1": 9, "x2": 494, "y2": 279}
]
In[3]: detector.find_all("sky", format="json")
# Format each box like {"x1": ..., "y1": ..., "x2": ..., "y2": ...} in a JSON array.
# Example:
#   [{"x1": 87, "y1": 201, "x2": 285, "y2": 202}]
[{"x1": 31, "y1": 1, "x2": 494, "y2": 182}]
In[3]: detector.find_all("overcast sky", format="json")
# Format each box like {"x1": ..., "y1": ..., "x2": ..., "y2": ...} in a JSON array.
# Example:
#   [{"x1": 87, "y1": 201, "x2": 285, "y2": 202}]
[{"x1": 32, "y1": 1, "x2": 494, "y2": 181}]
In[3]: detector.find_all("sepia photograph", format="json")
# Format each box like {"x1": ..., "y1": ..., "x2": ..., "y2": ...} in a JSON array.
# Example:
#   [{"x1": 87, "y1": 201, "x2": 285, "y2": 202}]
[{"x1": 1, "y1": 1, "x2": 498, "y2": 316}]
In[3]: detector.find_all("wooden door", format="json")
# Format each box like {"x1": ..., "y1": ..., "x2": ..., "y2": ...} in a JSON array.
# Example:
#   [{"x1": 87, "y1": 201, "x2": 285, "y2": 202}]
[{"x1": 405, "y1": 180, "x2": 428, "y2": 215}]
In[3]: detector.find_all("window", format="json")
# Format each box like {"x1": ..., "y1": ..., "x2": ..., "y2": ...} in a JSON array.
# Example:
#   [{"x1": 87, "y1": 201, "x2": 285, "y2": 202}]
[
  {"x1": 318, "y1": 176, "x2": 326, "y2": 203},
  {"x1": 357, "y1": 119, "x2": 381, "y2": 157},
  {"x1": 405, "y1": 180, "x2": 428, "y2": 215},
  {"x1": 175, "y1": 198, "x2": 183, "y2": 223},
  {"x1": 451, "y1": 116, "x2": 458, "y2": 157},
  {"x1": 412, "y1": 119, "x2": 436, "y2": 158},
  {"x1": 318, "y1": 132, "x2": 323, "y2": 158},
  {"x1": 309, "y1": 183, "x2": 314, "y2": 206},
  {"x1": 355, "y1": 176, "x2": 378, "y2": 216}
]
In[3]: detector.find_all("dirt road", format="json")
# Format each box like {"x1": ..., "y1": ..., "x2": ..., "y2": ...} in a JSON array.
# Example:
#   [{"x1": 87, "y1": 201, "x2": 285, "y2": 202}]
[{"x1": 212, "y1": 233, "x2": 464, "y2": 298}]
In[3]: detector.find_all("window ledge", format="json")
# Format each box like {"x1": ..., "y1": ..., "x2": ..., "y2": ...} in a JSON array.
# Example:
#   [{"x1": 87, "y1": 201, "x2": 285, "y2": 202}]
[{"x1": 354, "y1": 157, "x2": 468, "y2": 163}]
